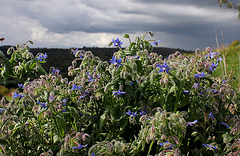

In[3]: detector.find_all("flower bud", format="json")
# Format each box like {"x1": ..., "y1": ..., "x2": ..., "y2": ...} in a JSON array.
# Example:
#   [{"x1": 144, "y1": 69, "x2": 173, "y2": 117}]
[
  {"x1": 1, "y1": 97, "x2": 6, "y2": 106},
  {"x1": 150, "y1": 125, "x2": 155, "y2": 134},
  {"x1": 191, "y1": 131, "x2": 198, "y2": 137},
  {"x1": 123, "y1": 33, "x2": 130, "y2": 38},
  {"x1": 149, "y1": 133, "x2": 155, "y2": 140},
  {"x1": 161, "y1": 134, "x2": 166, "y2": 140},
  {"x1": 131, "y1": 63, "x2": 137, "y2": 71},
  {"x1": 107, "y1": 143, "x2": 113, "y2": 154},
  {"x1": 72, "y1": 60, "x2": 77, "y2": 67},
  {"x1": 104, "y1": 85, "x2": 108, "y2": 93},
  {"x1": 146, "y1": 135, "x2": 150, "y2": 144}
]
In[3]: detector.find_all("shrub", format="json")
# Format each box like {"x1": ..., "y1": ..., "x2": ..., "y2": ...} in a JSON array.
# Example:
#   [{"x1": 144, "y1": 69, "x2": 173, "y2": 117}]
[{"x1": 0, "y1": 32, "x2": 239, "y2": 155}]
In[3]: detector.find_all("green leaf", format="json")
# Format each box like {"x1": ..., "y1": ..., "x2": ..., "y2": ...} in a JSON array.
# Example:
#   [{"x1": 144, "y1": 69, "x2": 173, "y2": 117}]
[
  {"x1": 135, "y1": 60, "x2": 142, "y2": 74},
  {"x1": 53, "y1": 115, "x2": 66, "y2": 139}
]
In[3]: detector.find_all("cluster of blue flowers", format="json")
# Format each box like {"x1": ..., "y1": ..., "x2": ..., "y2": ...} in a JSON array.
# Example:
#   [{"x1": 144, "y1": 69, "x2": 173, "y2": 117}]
[{"x1": 37, "y1": 53, "x2": 48, "y2": 62}]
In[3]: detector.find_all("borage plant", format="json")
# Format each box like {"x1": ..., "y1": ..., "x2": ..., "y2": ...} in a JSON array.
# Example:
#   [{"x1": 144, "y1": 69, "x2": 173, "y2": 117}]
[{"x1": 0, "y1": 32, "x2": 239, "y2": 156}]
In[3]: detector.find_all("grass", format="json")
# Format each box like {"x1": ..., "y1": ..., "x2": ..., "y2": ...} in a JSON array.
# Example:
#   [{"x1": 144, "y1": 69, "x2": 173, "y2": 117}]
[
  {"x1": 212, "y1": 40, "x2": 240, "y2": 89},
  {"x1": 183, "y1": 40, "x2": 240, "y2": 90}
]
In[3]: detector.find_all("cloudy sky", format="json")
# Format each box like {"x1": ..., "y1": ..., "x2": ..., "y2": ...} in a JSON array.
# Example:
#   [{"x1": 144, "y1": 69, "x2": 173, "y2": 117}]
[{"x1": 0, "y1": 0, "x2": 239, "y2": 50}]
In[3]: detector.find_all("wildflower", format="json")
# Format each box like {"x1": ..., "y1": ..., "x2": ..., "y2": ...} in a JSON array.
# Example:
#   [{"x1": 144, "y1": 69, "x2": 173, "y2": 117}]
[
  {"x1": 36, "y1": 55, "x2": 43, "y2": 62},
  {"x1": 203, "y1": 144, "x2": 217, "y2": 150},
  {"x1": 156, "y1": 62, "x2": 171, "y2": 74},
  {"x1": 126, "y1": 110, "x2": 137, "y2": 118},
  {"x1": 79, "y1": 91, "x2": 90, "y2": 99},
  {"x1": 37, "y1": 53, "x2": 48, "y2": 62},
  {"x1": 112, "y1": 89, "x2": 126, "y2": 96},
  {"x1": 194, "y1": 72, "x2": 209, "y2": 78},
  {"x1": 52, "y1": 68, "x2": 60, "y2": 74},
  {"x1": 12, "y1": 92, "x2": 24, "y2": 99},
  {"x1": 209, "y1": 62, "x2": 218, "y2": 72},
  {"x1": 216, "y1": 57, "x2": 222, "y2": 62},
  {"x1": 220, "y1": 122, "x2": 230, "y2": 128},
  {"x1": 205, "y1": 51, "x2": 218, "y2": 58},
  {"x1": 192, "y1": 83, "x2": 199, "y2": 89},
  {"x1": 211, "y1": 89, "x2": 219, "y2": 93},
  {"x1": 43, "y1": 53, "x2": 48, "y2": 59},
  {"x1": 72, "y1": 144, "x2": 87, "y2": 149},
  {"x1": 18, "y1": 83, "x2": 24, "y2": 88},
  {"x1": 208, "y1": 112, "x2": 215, "y2": 118},
  {"x1": 92, "y1": 152, "x2": 95, "y2": 156},
  {"x1": 61, "y1": 98, "x2": 67, "y2": 106},
  {"x1": 79, "y1": 95, "x2": 86, "y2": 99},
  {"x1": 159, "y1": 141, "x2": 175, "y2": 150},
  {"x1": 133, "y1": 55, "x2": 140, "y2": 59},
  {"x1": 37, "y1": 101, "x2": 47, "y2": 109},
  {"x1": 183, "y1": 90, "x2": 190, "y2": 94},
  {"x1": 87, "y1": 72, "x2": 94, "y2": 82},
  {"x1": 71, "y1": 83, "x2": 82, "y2": 91},
  {"x1": 49, "y1": 95, "x2": 54, "y2": 101},
  {"x1": 71, "y1": 48, "x2": 78, "y2": 54},
  {"x1": 151, "y1": 40, "x2": 161, "y2": 46},
  {"x1": 0, "y1": 109, "x2": 5, "y2": 113},
  {"x1": 112, "y1": 38, "x2": 123, "y2": 48},
  {"x1": 187, "y1": 120, "x2": 198, "y2": 126},
  {"x1": 109, "y1": 55, "x2": 123, "y2": 67},
  {"x1": 139, "y1": 110, "x2": 147, "y2": 116}
]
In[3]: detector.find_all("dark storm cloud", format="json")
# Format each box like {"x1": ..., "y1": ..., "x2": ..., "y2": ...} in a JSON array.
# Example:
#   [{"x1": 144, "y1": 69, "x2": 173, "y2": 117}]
[{"x1": 0, "y1": 0, "x2": 239, "y2": 49}]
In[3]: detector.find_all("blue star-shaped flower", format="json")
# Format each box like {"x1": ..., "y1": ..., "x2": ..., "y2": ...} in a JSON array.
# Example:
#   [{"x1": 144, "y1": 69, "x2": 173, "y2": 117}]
[
  {"x1": 156, "y1": 62, "x2": 171, "y2": 74},
  {"x1": 112, "y1": 38, "x2": 123, "y2": 48},
  {"x1": 183, "y1": 90, "x2": 190, "y2": 94},
  {"x1": 187, "y1": 120, "x2": 198, "y2": 126},
  {"x1": 209, "y1": 62, "x2": 218, "y2": 72},
  {"x1": 109, "y1": 55, "x2": 123, "y2": 67},
  {"x1": 72, "y1": 144, "x2": 87, "y2": 149},
  {"x1": 37, "y1": 101, "x2": 47, "y2": 109},
  {"x1": 139, "y1": 110, "x2": 147, "y2": 116},
  {"x1": 159, "y1": 141, "x2": 175, "y2": 150},
  {"x1": 18, "y1": 83, "x2": 24, "y2": 88},
  {"x1": 52, "y1": 68, "x2": 60, "y2": 74},
  {"x1": 203, "y1": 144, "x2": 217, "y2": 150},
  {"x1": 12, "y1": 92, "x2": 24, "y2": 99},
  {"x1": 151, "y1": 40, "x2": 161, "y2": 46},
  {"x1": 205, "y1": 51, "x2": 218, "y2": 58},
  {"x1": 220, "y1": 122, "x2": 229, "y2": 128},
  {"x1": 87, "y1": 72, "x2": 94, "y2": 82},
  {"x1": 71, "y1": 48, "x2": 78, "y2": 54},
  {"x1": 37, "y1": 53, "x2": 47, "y2": 62},
  {"x1": 194, "y1": 72, "x2": 209, "y2": 78},
  {"x1": 208, "y1": 112, "x2": 215, "y2": 118},
  {"x1": 61, "y1": 98, "x2": 67, "y2": 106},
  {"x1": 126, "y1": 110, "x2": 137, "y2": 118},
  {"x1": 112, "y1": 89, "x2": 126, "y2": 96},
  {"x1": 71, "y1": 83, "x2": 82, "y2": 91}
]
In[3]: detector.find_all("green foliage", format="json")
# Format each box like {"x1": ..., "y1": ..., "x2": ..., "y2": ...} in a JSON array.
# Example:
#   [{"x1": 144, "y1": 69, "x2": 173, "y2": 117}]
[
  {"x1": 218, "y1": 0, "x2": 240, "y2": 19},
  {"x1": 212, "y1": 40, "x2": 240, "y2": 89},
  {"x1": 0, "y1": 41, "x2": 47, "y2": 84},
  {"x1": 0, "y1": 33, "x2": 239, "y2": 155}
]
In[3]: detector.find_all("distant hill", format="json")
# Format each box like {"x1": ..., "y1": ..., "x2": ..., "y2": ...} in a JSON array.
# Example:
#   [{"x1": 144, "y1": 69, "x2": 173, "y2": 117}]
[{"x1": 0, "y1": 46, "x2": 193, "y2": 78}]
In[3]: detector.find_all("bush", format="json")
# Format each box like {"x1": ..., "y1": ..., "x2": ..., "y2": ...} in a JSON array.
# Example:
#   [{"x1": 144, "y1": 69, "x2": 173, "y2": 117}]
[{"x1": 0, "y1": 32, "x2": 239, "y2": 156}]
